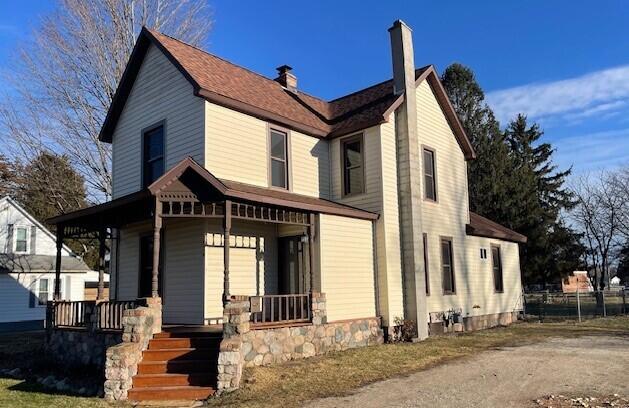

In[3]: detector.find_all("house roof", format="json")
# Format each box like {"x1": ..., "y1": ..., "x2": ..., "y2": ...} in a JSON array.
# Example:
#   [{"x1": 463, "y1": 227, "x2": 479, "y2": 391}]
[
  {"x1": 466, "y1": 212, "x2": 527, "y2": 244},
  {"x1": 99, "y1": 28, "x2": 475, "y2": 159},
  {"x1": 0, "y1": 254, "x2": 92, "y2": 274}
]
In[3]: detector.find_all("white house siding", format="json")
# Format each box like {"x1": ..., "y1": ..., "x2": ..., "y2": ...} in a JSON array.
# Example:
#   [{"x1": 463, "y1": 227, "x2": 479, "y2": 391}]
[
  {"x1": 416, "y1": 79, "x2": 522, "y2": 318},
  {"x1": 0, "y1": 272, "x2": 85, "y2": 323},
  {"x1": 111, "y1": 44, "x2": 205, "y2": 198},
  {"x1": 318, "y1": 214, "x2": 376, "y2": 322},
  {"x1": 204, "y1": 102, "x2": 331, "y2": 198},
  {"x1": 0, "y1": 198, "x2": 71, "y2": 257},
  {"x1": 204, "y1": 220, "x2": 279, "y2": 322}
]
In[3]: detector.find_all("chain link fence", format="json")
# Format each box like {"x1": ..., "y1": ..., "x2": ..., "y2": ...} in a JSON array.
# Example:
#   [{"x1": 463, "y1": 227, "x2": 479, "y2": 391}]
[{"x1": 524, "y1": 290, "x2": 628, "y2": 321}]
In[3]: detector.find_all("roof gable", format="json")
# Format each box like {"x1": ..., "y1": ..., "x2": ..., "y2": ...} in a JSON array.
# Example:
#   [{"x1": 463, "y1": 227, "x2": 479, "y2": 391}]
[{"x1": 99, "y1": 28, "x2": 475, "y2": 159}]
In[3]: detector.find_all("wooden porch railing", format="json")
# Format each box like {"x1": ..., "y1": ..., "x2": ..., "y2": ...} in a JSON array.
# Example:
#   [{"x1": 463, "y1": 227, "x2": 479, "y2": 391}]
[
  {"x1": 250, "y1": 294, "x2": 311, "y2": 327},
  {"x1": 46, "y1": 300, "x2": 139, "y2": 331}
]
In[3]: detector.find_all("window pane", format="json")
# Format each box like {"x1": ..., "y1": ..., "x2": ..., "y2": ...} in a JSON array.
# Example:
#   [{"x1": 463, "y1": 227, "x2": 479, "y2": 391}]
[
  {"x1": 424, "y1": 149, "x2": 436, "y2": 200},
  {"x1": 271, "y1": 159, "x2": 286, "y2": 188},
  {"x1": 145, "y1": 127, "x2": 164, "y2": 159},
  {"x1": 492, "y1": 247, "x2": 503, "y2": 292},
  {"x1": 344, "y1": 141, "x2": 362, "y2": 167},
  {"x1": 38, "y1": 279, "x2": 48, "y2": 305},
  {"x1": 271, "y1": 131, "x2": 286, "y2": 160},
  {"x1": 16, "y1": 228, "x2": 27, "y2": 252},
  {"x1": 144, "y1": 158, "x2": 164, "y2": 186},
  {"x1": 347, "y1": 167, "x2": 363, "y2": 195},
  {"x1": 143, "y1": 125, "x2": 164, "y2": 187},
  {"x1": 441, "y1": 240, "x2": 454, "y2": 293},
  {"x1": 423, "y1": 150, "x2": 434, "y2": 177},
  {"x1": 425, "y1": 175, "x2": 435, "y2": 201}
]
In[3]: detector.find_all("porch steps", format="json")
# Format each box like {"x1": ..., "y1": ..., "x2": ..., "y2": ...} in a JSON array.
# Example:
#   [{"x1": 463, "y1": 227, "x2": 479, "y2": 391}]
[{"x1": 129, "y1": 331, "x2": 221, "y2": 401}]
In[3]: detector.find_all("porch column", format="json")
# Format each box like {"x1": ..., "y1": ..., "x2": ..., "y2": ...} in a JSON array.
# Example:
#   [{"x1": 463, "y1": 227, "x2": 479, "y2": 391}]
[
  {"x1": 223, "y1": 200, "x2": 232, "y2": 305},
  {"x1": 54, "y1": 226, "x2": 64, "y2": 300},
  {"x1": 97, "y1": 228, "x2": 106, "y2": 300},
  {"x1": 308, "y1": 213, "x2": 316, "y2": 293},
  {"x1": 152, "y1": 200, "x2": 162, "y2": 298}
]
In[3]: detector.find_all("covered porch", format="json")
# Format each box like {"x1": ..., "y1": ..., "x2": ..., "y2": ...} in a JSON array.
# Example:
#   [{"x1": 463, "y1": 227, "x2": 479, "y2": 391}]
[{"x1": 47, "y1": 157, "x2": 376, "y2": 331}]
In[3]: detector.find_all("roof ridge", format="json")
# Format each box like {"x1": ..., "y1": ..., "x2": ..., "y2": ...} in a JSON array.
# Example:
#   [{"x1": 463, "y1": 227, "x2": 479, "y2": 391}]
[{"x1": 148, "y1": 28, "x2": 302, "y2": 94}]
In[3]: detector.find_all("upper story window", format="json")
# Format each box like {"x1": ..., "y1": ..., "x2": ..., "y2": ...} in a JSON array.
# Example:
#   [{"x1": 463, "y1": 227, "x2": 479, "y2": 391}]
[
  {"x1": 142, "y1": 124, "x2": 165, "y2": 188},
  {"x1": 423, "y1": 148, "x2": 437, "y2": 201},
  {"x1": 491, "y1": 245, "x2": 504, "y2": 293},
  {"x1": 15, "y1": 226, "x2": 28, "y2": 253},
  {"x1": 342, "y1": 134, "x2": 364, "y2": 197},
  {"x1": 441, "y1": 237, "x2": 455, "y2": 295},
  {"x1": 270, "y1": 128, "x2": 289, "y2": 189}
]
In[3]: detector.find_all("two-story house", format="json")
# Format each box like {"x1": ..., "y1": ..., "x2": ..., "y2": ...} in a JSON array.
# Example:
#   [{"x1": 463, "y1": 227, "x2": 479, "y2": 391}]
[
  {"x1": 47, "y1": 20, "x2": 526, "y2": 401},
  {"x1": 0, "y1": 196, "x2": 93, "y2": 331}
]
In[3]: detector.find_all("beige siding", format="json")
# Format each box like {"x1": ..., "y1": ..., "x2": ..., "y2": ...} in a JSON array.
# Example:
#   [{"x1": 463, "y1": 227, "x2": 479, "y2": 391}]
[
  {"x1": 162, "y1": 219, "x2": 205, "y2": 324},
  {"x1": 112, "y1": 44, "x2": 205, "y2": 198},
  {"x1": 204, "y1": 102, "x2": 330, "y2": 198},
  {"x1": 204, "y1": 220, "x2": 278, "y2": 322},
  {"x1": 416, "y1": 79, "x2": 522, "y2": 318},
  {"x1": 318, "y1": 214, "x2": 376, "y2": 322},
  {"x1": 115, "y1": 223, "x2": 147, "y2": 301}
]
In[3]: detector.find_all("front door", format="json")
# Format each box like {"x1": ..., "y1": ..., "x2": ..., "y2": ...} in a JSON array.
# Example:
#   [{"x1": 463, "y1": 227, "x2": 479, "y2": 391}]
[
  {"x1": 139, "y1": 235, "x2": 162, "y2": 298},
  {"x1": 278, "y1": 236, "x2": 305, "y2": 294}
]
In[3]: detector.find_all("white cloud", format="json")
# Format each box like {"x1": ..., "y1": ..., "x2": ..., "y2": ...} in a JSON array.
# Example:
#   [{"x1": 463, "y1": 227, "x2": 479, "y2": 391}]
[
  {"x1": 486, "y1": 65, "x2": 629, "y2": 124},
  {"x1": 552, "y1": 128, "x2": 629, "y2": 175}
]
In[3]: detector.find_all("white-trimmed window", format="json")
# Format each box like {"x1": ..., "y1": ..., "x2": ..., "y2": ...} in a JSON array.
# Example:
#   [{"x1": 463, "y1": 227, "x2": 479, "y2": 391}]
[
  {"x1": 14, "y1": 226, "x2": 28, "y2": 253},
  {"x1": 38, "y1": 278, "x2": 50, "y2": 306}
]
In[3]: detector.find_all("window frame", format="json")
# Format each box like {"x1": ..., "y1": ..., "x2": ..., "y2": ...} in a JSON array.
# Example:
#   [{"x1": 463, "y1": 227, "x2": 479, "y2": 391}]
[
  {"x1": 440, "y1": 237, "x2": 456, "y2": 295},
  {"x1": 141, "y1": 120, "x2": 166, "y2": 189},
  {"x1": 423, "y1": 233, "x2": 430, "y2": 296},
  {"x1": 13, "y1": 225, "x2": 29, "y2": 254},
  {"x1": 268, "y1": 126, "x2": 291, "y2": 190},
  {"x1": 422, "y1": 146, "x2": 438, "y2": 202},
  {"x1": 491, "y1": 244, "x2": 504, "y2": 293},
  {"x1": 340, "y1": 133, "x2": 366, "y2": 198},
  {"x1": 37, "y1": 278, "x2": 50, "y2": 306}
]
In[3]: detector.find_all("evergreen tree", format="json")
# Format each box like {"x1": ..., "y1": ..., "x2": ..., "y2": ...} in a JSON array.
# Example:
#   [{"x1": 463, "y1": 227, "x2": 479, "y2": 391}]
[
  {"x1": 0, "y1": 155, "x2": 16, "y2": 197},
  {"x1": 14, "y1": 152, "x2": 87, "y2": 225},
  {"x1": 617, "y1": 243, "x2": 629, "y2": 286}
]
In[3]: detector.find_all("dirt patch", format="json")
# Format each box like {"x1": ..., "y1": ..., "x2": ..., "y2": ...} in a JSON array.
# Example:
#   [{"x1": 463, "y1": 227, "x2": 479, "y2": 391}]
[{"x1": 305, "y1": 336, "x2": 629, "y2": 408}]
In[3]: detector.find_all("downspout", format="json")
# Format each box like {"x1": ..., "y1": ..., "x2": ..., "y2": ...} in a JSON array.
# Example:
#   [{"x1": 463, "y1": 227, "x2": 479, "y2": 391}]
[{"x1": 371, "y1": 218, "x2": 381, "y2": 319}]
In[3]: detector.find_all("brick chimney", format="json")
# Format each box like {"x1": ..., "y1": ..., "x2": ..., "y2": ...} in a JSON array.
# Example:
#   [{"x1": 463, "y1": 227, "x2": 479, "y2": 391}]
[
  {"x1": 275, "y1": 65, "x2": 297, "y2": 91},
  {"x1": 388, "y1": 19, "x2": 429, "y2": 340}
]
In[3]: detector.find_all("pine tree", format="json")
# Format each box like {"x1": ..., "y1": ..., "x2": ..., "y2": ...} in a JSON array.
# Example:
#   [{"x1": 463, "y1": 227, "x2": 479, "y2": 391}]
[{"x1": 0, "y1": 155, "x2": 16, "y2": 197}]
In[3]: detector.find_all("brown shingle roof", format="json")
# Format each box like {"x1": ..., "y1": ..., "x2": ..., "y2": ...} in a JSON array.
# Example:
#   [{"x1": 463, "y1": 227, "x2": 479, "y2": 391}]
[
  {"x1": 99, "y1": 28, "x2": 474, "y2": 159},
  {"x1": 467, "y1": 212, "x2": 527, "y2": 244}
]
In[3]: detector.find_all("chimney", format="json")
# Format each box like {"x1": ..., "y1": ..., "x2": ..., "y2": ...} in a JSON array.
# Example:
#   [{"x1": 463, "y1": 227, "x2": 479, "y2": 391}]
[
  {"x1": 388, "y1": 20, "x2": 415, "y2": 95},
  {"x1": 275, "y1": 65, "x2": 297, "y2": 91},
  {"x1": 388, "y1": 20, "x2": 429, "y2": 340}
]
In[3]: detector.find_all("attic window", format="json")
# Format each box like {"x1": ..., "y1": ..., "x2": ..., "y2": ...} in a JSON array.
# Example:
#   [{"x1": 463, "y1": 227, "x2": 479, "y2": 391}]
[{"x1": 15, "y1": 226, "x2": 28, "y2": 253}]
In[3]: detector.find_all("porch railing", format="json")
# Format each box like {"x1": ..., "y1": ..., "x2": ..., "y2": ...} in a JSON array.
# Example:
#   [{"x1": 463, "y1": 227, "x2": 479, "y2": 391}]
[
  {"x1": 46, "y1": 300, "x2": 139, "y2": 331},
  {"x1": 250, "y1": 294, "x2": 311, "y2": 327}
]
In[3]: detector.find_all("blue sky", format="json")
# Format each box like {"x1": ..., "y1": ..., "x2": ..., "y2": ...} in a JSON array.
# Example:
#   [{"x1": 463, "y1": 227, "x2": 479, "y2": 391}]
[{"x1": 1, "y1": 0, "x2": 628, "y2": 175}]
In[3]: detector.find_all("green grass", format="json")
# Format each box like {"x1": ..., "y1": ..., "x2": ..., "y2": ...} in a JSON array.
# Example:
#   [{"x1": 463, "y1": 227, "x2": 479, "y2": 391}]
[
  {"x1": 208, "y1": 316, "x2": 629, "y2": 408},
  {"x1": 1, "y1": 317, "x2": 627, "y2": 407}
]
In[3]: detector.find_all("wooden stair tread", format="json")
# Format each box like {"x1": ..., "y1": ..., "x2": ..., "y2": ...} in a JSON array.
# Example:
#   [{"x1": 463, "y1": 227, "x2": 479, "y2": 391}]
[{"x1": 127, "y1": 385, "x2": 215, "y2": 401}]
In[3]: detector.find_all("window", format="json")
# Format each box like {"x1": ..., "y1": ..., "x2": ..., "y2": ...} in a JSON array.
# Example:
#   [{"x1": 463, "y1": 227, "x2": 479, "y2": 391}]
[
  {"x1": 423, "y1": 233, "x2": 430, "y2": 295},
  {"x1": 491, "y1": 246, "x2": 504, "y2": 293},
  {"x1": 38, "y1": 279, "x2": 49, "y2": 305},
  {"x1": 15, "y1": 227, "x2": 28, "y2": 253},
  {"x1": 270, "y1": 129, "x2": 288, "y2": 189},
  {"x1": 423, "y1": 148, "x2": 437, "y2": 201},
  {"x1": 441, "y1": 238, "x2": 455, "y2": 294},
  {"x1": 142, "y1": 124, "x2": 164, "y2": 187},
  {"x1": 480, "y1": 248, "x2": 488, "y2": 260},
  {"x1": 342, "y1": 134, "x2": 364, "y2": 196}
]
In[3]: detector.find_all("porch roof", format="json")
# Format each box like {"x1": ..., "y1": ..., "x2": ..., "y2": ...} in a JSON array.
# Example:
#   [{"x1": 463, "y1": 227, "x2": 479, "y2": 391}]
[{"x1": 48, "y1": 157, "x2": 378, "y2": 229}]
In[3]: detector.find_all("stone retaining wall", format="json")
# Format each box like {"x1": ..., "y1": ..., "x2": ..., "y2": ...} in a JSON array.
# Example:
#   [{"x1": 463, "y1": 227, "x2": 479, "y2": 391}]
[
  {"x1": 46, "y1": 329, "x2": 122, "y2": 368},
  {"x1": 216, "y1": 293, "x2": 384, "y2": 393}
]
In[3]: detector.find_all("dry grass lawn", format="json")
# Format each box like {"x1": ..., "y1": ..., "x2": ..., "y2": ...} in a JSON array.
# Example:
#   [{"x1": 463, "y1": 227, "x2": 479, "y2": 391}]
[{"x1": 208, "y1": 317, "x2": 629, "y2": 408}]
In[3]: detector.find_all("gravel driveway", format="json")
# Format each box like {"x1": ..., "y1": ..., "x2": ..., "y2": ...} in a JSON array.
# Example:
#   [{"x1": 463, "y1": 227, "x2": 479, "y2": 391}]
[{"x1": 305, "y1": 336, "x2": 629, "y2": 408}]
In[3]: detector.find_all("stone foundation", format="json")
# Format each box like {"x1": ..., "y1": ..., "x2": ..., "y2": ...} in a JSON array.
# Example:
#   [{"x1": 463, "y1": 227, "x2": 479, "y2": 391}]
[
  {"x1": 429, "y1": 311, "x2": 520, "y2": 335},
  {"x1": 216, "y1": 293, "x2": 384, "y2": 393},
  {"x1": 104, "y1": 297, "x2": 162, "y2": 401},
  {"x1": 47, "y1": 329, "x2": 122, "y2": 368}
]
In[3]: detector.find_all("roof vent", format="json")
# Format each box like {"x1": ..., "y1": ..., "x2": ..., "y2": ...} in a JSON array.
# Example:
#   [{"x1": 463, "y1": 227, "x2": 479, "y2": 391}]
[{"x1": 275, "y1": 65, "x2": 297, "y2": 91}]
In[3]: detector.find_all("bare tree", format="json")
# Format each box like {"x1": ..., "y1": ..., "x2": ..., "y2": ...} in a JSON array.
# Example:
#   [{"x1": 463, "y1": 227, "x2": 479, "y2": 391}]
[
  {"x1": 570, "y1": 171, "x2": 626, "y2": 291},
  {"x1": 0, "y1": 0, "x2": 212, "y2": 202}
]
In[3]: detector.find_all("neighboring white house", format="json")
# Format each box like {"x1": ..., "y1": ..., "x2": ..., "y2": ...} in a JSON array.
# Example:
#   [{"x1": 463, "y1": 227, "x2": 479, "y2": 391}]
[{"x1": 0, "y1": 197, "x2": 92, "y2": 331}]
